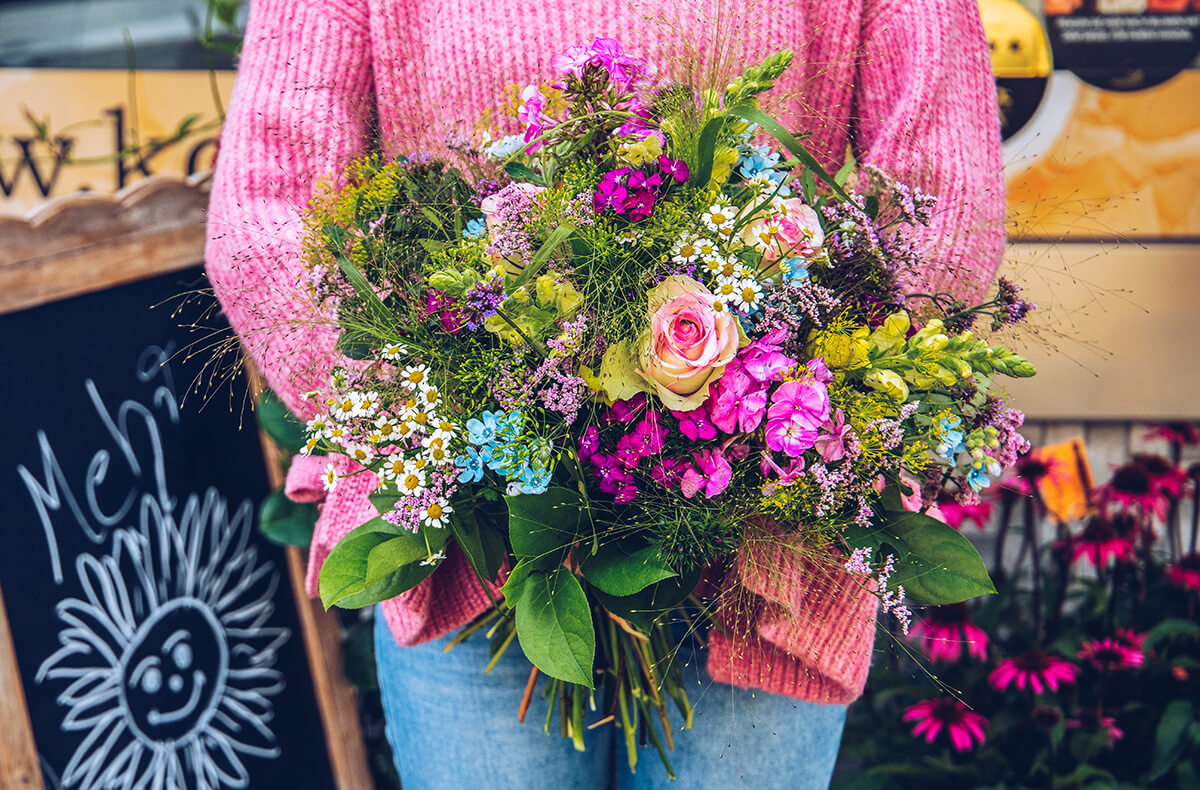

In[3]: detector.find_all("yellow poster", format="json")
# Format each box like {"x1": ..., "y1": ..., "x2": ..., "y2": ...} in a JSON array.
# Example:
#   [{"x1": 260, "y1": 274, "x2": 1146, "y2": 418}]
[{"x1": 0, "y1": 70, "x2": 234, "y2": 216}]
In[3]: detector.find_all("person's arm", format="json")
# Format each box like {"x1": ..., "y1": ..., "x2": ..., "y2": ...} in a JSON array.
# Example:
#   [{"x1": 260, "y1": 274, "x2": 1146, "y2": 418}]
[
  {"x1": 707, "y1": 0, "x2": 1004, "y2": 702},
  {"x1": 853, "y1": 0, "x2": 1006, "y2": 303},
  {"x1": 205, "y1": 0, "x2": 374, "y2": 419}
]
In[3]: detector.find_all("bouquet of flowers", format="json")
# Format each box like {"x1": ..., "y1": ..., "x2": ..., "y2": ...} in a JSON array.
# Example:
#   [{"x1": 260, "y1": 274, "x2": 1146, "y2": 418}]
[{"x1": 295, "y1": 38, "x2": 1036, "y2": 775}]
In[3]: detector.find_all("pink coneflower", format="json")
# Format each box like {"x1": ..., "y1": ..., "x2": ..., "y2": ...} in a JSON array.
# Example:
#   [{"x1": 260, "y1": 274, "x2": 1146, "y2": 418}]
[
  {"x1": 1131, "y1": 454, "x2": 1189, "y2": 500},
  {"x1": 936, "y1": 492, "x2": 994, "y2": 530},
  {"x1": 1078, "y1": 637, "x2": 1144, "y2": 671},
  {"x1": 1097, "y1": 462, "x2": 1169, "y2": 522},
  {"x1": 1144, "y1": 422, "x2": 1200, "y2": 447},
  {"x1": 989, "y1": 651, "x2": 1079, "y2": 694},
  {"x1": 902, "y1": 698, "x2": 988, "y2": 752},
  {"x1": 907, "y1": 603, "x2": 989, "y2": 663},
  {"x1": 1166, "y1": 552, "x2": 1200, "y2": 590},
  {"x1": 1066, "y1": 708, "x2": 1124, "y2": 747},
  {"x1": 1070, "y1": 515, "x2": 1137, "y2": 567}
]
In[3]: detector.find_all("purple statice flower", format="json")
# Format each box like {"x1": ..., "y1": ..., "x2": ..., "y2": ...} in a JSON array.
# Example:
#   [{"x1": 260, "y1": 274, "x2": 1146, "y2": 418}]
[
  {"x1": 462, "y1": 274, "x2": 506, "y2": 330},
  {"x1": 992, "y1": 276, "x2": 1035, "y2": 329},
  {"x1": 680, "y1": 448, "x2": 733, "y2": 499},
  {"x1": 844, "y1": 547, "x2": 873, "y2": 576},
  {"x1": 533, "y1": 356, "x2": 588, "y2": 424},
  {"x1": 673, "y1": 407, "x2": 717, "y2": 441},
  {"x1": 482, "y1": 182, "x2": 544, "y2": 265}
]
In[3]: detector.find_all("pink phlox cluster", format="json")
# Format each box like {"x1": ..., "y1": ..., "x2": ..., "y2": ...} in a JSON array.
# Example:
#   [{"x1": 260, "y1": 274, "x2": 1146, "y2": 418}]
[
  {"x1": 680, "y1": 447, "x2": 733, "y2": 499},
  {"x1": 707, "y1": 335, "x2": 795, "y2": 435},
  {"x1": 583, "y1": 401, "x2": 670, "y2": 504},
  {"x1": 518, "y1": 85, "x2": 553, "y2": 149},
  {"x1": 381, "y1": 468, "x2": 459, "y2": 533},
  {"x1": 759, "y1": 452, "x2": 804, "y2": 486},
  {"x1": 765, "y1": 373, "x2": 831, "y2": 457},
  {"x1": 550, "y1": 38, "x2": 656, "y2": 94},
  {"x1": 814, "y1": 408, "x2": 851, "y2": 462}
]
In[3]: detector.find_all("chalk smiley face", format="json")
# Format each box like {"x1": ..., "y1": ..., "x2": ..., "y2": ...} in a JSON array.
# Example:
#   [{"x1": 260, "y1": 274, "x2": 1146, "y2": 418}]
[{"x1": 120, "y1": 598, "x2": 228, "y2": 743}]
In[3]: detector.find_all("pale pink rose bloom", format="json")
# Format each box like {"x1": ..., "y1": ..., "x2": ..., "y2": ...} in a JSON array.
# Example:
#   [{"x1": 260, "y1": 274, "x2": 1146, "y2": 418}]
[{"x1": 636, "y1": 276, "x2": 742, "y2": 411}]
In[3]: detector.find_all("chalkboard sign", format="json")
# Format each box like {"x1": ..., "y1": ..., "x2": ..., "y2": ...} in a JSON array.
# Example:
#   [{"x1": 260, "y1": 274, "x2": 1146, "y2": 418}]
[
  {"x1": 0, "y1": 177, "x2": 370, "y2": 790},
  {"x1": 0, "y1": 265, "x2": 338, "y2": 790}
]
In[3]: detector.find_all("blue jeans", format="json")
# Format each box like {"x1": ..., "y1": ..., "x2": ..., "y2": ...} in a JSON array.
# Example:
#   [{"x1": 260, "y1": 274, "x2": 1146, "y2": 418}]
[{"x1": 374, "y1": 611, "x2": 847, "y2": 789}]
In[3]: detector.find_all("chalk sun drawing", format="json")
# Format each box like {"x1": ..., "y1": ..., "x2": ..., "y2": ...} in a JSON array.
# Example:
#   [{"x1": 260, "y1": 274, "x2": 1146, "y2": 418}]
[{"x1": 36, "y1": 485, "x2": 289, "y2": 790}]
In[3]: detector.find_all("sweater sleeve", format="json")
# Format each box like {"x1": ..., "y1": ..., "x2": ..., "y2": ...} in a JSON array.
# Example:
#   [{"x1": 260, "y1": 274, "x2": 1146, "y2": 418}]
[
  {"x1": 205, "y1": 0, "x2": 373, "y2": 419},
  {"x1": 852, "y1": 0, "x2": 1006, "y2": 303}
]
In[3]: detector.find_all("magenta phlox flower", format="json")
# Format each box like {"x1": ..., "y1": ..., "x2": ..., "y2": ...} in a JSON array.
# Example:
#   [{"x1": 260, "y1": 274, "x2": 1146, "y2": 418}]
[
  {"x1": 708, "y1": 362, "x2": 769, "y2": 434},
  {"x1": 649, "y1": 458, "x2": 686, "y2": 488},
  {"x1": 614, "y1": 434, "x2": 643, "y2": 470},
  {"x1": 765, "y1": 379, "x2": 830, "y2": 456},
  {"x1": 626, "y1": 169, "x2": 663, "y2": 191},
  {"x1": 593, "y1": 168, "x2": 631, "y2": 214},
  {"x1": 606, "y1": 393, "x2": 646, "y2": 424},
  {"x1": 759, "y1": 452, "x2": 804, "y2": 483},
  {"x1": 591, "y1": 452, "x2": 637, "y2": 503},
  {"x1": 623, "y1": 188, "x2": 656, "y2": 222},
  {"x1": 814, "y1": 408, "x2": 851, "y2": 462},
  {"x1": 421, "y1": 288, "x2": 465, "y2": 334},
  {"x1": 657, "y1": 155, "x2": 689, "y2": 184},
  {"x1": 989, "y1": 651, "x2": 1079, "y2": 694},
  {"x1": 680, "y1": 448, "x2": 732, "y2": 499},
  {"x1": 903, "y1": 698, "x2": 987, "y2": 752},
  {"x1": 673, "y1": 407, "x2": 717, "y2": 441},
  {"x1": 631, "y1": 411, "x2": 667, "y2": 456},
  {"x1": 577, "y1": 425, "x2": 600, "y2": 461}
]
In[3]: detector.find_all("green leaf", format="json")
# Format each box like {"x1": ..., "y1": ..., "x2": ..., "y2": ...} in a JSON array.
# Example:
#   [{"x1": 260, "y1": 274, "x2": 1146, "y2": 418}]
[
  {"x1": 1144, "y1": 700, "x2": 1194, "y2": 783},
  {"x1": 833, "y1": 154, "x2": 856, "y2": 187},
  {"x1": 450, "y1": 510, "x2": 506, "y2": 582},
  {"x1": 364, "y1": 529, "x2": 448, "y2": 587},
  {"x1": 689, "y1": 114, "x2": 730, "y2": 189},
  {"x1": 369, "y1": 491, "x2": 403, "y2": 517},
  {"x1": 800, "y1": 169, "x2": 817, "y2": 204},
  {"x1": 501, "y1": 558, "x2": 536, "y2": 608},
  {"x1": 591, "y1": 565, "x2": 702, "y2": 633},
  {"x1": 334, "y1": 563, "x2": 438, "y2": 609},
  {"x1": 325, "y1": 224, "x2": 391, "y2": 325},
  {"x1": 505, "y1": 486, "x2": 585, "y2": 568},
  {"x1": 581, "y1": 541, "x2": 677, "y2": 597},
  {"x1": 730, "y1": 105, "x2": 860, "y2": 207},
  {"x1": 514, "y1": 569, "x2": 595, "y2": 687},
  {"x1": 504, "y1": 161, "x2": 545, "y2": 186},
  {"x1": 846, "y1": 511, "x2": 996, "y2": 604},
  {"x1": 255, "y1": 389, "x2": 306, "y2": 454},
  {"x1": 1144, "y1": 617, "x2": 1200, "y2": 650},
  {"x1": 509, "y1": 223, "x2": 575, "y2": 292},
  {"x1": 257, "y1": 489, "x2": 317, "y2": 547},
  {"x1": 318, "y1": 522, "x2": 394, "y2": 609}
]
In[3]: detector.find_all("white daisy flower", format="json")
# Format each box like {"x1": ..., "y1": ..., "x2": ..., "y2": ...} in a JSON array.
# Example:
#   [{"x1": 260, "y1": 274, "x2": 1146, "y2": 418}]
[
  {"x1": 331, "y1": 393, "x2": 358, "y2": 421},
  {"x1": 397, "y1": 463, "x2": 427, "y2": 495},
  {"x1": 712, "y1": 278, "x2": 739, "y2": 303},
  {"x1": 695, "y1": 237, "x2": 720, "y2": 261},
  {"x1": 382, "y1": 456, "x2": 407, "y2": 480},
  {"x1": 671, "y1": 235, "x2": 700, "y2": 264},
  {"x1": 306, "y1": 414, "x2": 331, "y2": 437},
  {"x1": 702, "y1": 203, "x2": 736, "y2": 235},
  {"x1": 430, "y1": 418, "x2": 457, "y2": 442},
  {"x1": 401, "y1": 364, "x2": 432, "y2": 392},
  {"x1": 420, "y1": 500, "x2": 453, "y2": 529},
  {"x1": 322, "y1": 463, "x2": 339, "y2": 492},
  {"x1": 373, "y1": 472, "x2": 389, "y2": 492},
  {"x1": 357, "y1": 390, "x2": 381, "y2": 418},
  {"x1": 346, "y1": 445, "x2": 374, "y2": 465},
  {"x1": 419, "y1": 386, "x2": 441, "y2": 412},
  {"x1": 300, "y1": 436, "x2": 320, "y2": 456},
  {"x1": 379, "y1": 343, "x2": 408, "y2": 361},
  {"x1": 733, "y1": 280, "x2": 764, "y2": 313},
  {"x1": 423, "y1": 436, "x2": 451, "y2": 465},
  {"x1": 374, "y1": 416, "x2": 400, "y2": 443},
  {"x1": 326, "y1": 425, "x2": 349, "y2": 445}
]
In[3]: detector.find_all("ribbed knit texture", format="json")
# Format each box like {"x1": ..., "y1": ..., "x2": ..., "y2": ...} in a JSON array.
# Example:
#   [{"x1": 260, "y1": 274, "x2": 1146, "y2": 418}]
[{"x1": 206, "y1": 0, "x2": 1003, "y2": 701}]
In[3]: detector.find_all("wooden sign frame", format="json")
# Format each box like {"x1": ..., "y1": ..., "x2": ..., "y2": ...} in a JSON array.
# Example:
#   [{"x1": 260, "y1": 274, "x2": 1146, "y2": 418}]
[{"x1": 0, "y1": 176, "x2": 373, "y2": 790}]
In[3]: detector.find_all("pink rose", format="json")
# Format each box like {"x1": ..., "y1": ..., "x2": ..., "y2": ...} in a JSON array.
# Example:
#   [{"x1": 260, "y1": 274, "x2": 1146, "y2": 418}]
[
  {"x1": 739, "y1": 197, "x2": 824, "y2": 262},
  {"x1": 636, "y1": 276, "x2": 742, "y2": 411}
]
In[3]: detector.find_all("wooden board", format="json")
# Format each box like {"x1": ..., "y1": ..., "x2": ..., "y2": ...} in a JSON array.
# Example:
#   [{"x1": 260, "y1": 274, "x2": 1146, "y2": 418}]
[{"x1": 0, "y1": 178, "x2": 372, "y2": 790}]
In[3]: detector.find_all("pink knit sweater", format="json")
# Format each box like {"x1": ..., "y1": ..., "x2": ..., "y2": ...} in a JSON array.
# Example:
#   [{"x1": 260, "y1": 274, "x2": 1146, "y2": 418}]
[{"x1": 206, "y1": 0, "x2": 1003, "y2": 704}]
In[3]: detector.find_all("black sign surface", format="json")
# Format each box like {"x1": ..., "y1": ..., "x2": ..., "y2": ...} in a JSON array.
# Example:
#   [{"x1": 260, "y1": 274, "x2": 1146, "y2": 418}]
[{"x1": 1, "y1": 266, "x2": 336, "y2": 790}]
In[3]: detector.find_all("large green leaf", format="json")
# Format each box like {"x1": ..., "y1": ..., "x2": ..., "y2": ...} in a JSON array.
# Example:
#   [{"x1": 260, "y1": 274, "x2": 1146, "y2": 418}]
[
  {"x1": 257, "y1": 489, "x2": 317, "y2": 547},
  {"x1": 364, "y1": 529, "x2": 448, "y2": 587},
  {"x1": 1144, "y1": 700, "x2": 1195, "y2": 783},
  {"x1": 255, "y1": 389, "x2": 306, "y2": 454},
  {"x1": 689, "y1": 113, "x2": 730, "y2": 190},
  {"x1": 513, "y1": 569, "x2": 595, "y2": 687},
  {"x1": 580, "y1": 541, "x2": 677, "y2": 597},
  {"x1": 334, "y1": 563, "x2": 438, "y2": 609},
  {"x1": 846, "y1": 511, "x2": 995, "y2": 605},
  {"x1": 450, "y1": 509, "x2": 506, "y2": 582},
  {"x1": 591, "y1": 565, "x2": 702, "y2": 634},
  {"x1": 505, "y1": 486, "x2": 585, "y2": 569},
  {"x1": 318, "y1": 522, "x2": 394, "y2": 609}
]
